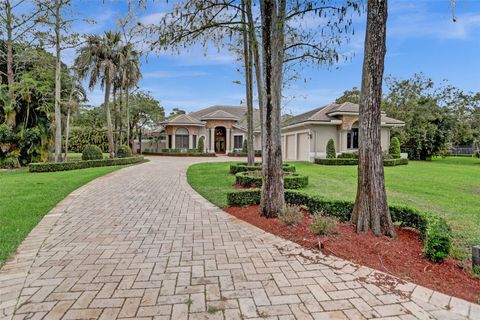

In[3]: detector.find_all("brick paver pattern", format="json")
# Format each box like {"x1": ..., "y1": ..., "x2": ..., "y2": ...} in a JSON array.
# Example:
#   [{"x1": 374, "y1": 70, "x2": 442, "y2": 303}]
[{"x1": 1, "y1": 157, "x2": 478, "y2": 320}]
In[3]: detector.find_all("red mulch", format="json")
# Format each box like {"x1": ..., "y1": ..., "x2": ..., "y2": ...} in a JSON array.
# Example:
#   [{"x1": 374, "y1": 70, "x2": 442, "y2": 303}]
[{"x1": 224, "y1": 205, "x2": 480, "y2": 304}]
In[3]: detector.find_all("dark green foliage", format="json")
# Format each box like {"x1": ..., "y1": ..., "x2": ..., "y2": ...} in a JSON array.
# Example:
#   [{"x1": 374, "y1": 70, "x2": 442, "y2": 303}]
[
  {"x1": 82, "y1": 145, "x2": 103, "y2": 160},
  {"x1": 337, "y1": 152, "x2": 358, "y2": 159},
  {"x1": 226, "y1": 189, "x2": 261, "y2": 206},
  {"x1": 197, "y1": 136, "x2": 205, "y2": 152},
  {"x1": 474, "y1": 150, "x2": 480, "y2": 158},
  {"x1": 241, "y1": 139, "x2": 248, "y2": 153},
  {"x1": 143, "y1": 151, "x2": 215, "y2": 157},
  {"x1": 389, "y1": 137, "x2": 401, "y2": 158},
  {"x1": 326, "y1": 139, "x2": 336, "y2": 159},
  {"x1": 116, "y1": 145, "x2": 132, "y2": 158},
  {"x1": 314, "y1": 158, "x2": 408, "y2": 166},
  {"x1": 226, "y1": 188, "x2": 451, "y2": 262},
  {"x1": 69, "y1": 127, "x2": 109, "y2": 153},
  {"x1": 335, "y1": 87, "x2": 361, "y2": 104},
  {"x1": 0, "y1": 157, "x2": 19, "y2": 169},
  {"x1": 29, "y1": 156, "x2": 144, "y2": 172},
  {"x1": 235, "y1": 172, "x2": 308, "y2": 189},
  {"x1": 229, "y1": 162, "x2": 295, "y2": 174}
]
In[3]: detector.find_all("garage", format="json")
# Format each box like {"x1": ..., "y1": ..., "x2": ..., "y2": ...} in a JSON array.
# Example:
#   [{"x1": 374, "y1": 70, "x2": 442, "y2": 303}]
[
  {"x1": 297, "y1": 132, "x2": 310, "y2": 161},
  {"x1": 282, "y1": 132, "x2": 310, "y2": 161}
]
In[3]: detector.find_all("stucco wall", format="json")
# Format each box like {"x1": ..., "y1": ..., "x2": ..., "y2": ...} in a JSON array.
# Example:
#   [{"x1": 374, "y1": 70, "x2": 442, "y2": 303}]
[{"x1": 310, "y1": 125, "x2": 339, "y2": 157}]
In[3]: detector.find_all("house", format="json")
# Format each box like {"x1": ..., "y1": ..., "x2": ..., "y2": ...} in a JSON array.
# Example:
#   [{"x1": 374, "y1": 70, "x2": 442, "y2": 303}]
[
  {"x1": 160, "y1": 105, "x2": 262, "y2": 153},
  {"x1": 281, "y1": 102, "x2": 404, "y2": 161}
]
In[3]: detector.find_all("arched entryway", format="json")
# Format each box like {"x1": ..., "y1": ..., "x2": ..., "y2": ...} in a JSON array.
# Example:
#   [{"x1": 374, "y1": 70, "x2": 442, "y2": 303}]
[{"x1": 214, "y1": 126, "x2": 226, "y2": 153}]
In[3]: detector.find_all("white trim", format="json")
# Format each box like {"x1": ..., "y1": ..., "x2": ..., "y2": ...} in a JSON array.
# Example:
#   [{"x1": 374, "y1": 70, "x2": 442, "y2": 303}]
[{"x1": 282, "y1": 120, "x2": 342, "y2": 131}]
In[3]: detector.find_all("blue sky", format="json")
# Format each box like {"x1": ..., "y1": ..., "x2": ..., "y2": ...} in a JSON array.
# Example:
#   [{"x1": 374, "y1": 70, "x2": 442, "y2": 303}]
[{"x1": 66, "y1": 0, "x2": 480, "y2": 115}]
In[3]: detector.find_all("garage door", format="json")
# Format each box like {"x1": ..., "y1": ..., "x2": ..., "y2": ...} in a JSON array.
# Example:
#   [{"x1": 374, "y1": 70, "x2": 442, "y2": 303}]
[
  {"x1": 286, "y1": 135, "x2": 295, "y2": 159},
  {"x1": 297, "y1": 133, "x2": 310, "y2": 161}
]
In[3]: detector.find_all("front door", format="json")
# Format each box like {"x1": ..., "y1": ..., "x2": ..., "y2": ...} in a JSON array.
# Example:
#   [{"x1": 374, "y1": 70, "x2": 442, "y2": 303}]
[{"x1": 215, "y1": 127, "x2": 226, "y2": 153}]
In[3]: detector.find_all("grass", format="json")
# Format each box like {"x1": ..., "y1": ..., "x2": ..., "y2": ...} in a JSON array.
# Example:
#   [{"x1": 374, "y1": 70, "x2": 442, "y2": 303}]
[
  {"x1": 66, "y1": 152, "x2": 109, "y2": 161},
  {"x1": 186, "y1": 157, "x2": 480, "y2": 253},
  {"x1": 0, "y1": 165, "x2": 125, "y2": 266}
]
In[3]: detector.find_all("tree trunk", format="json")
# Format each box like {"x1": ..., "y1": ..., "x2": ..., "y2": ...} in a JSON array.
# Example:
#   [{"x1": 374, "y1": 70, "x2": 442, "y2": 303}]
[
  {"x1": 64, "y1": 105, "x2": 71, "y2": 161},
  {"x1": 113, "y1": 86, "x2": 118, "y2": 154},
  {"x1": 259, "y1": 0, "x2": 286, "y2": 218},
  {"x1": 138, "y1": 127, "x2": 142, "y2": 154},
  {"x1": 119, "y1": 85, "x2": 124, "y2": 146},
  {"x1": 351, "y1": 0, "x2": 396, "y2": 238},
  {"x1": 242, "y1": 0, "x2": 255, "y2": 166},
  {"x1": 104, "y1": 76, "x2": 115, "y2": 158},
  {"x1": 126, "y1": 89, "x2": 131, "y2": 149},
  {"x1": 246, "y1": 0, "x2": 265, "y2": 153},
  {"x1": 5, "y1": 0, "x2": 16, "y2": 127},
  {"x1": 53, "y1": 0, "x2": 62, "y2": 162}
]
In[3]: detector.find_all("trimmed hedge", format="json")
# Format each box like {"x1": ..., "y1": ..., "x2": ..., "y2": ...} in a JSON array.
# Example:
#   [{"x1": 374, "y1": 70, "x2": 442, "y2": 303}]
[
  {"x1": 229, "y1": 162, "x2": 296, "y2": 174},
  {"x1": 226, "y1": 188, "x2": 451, "y2": 262},
  {"x1": 314, "y1": 158, "x2": 408, "y2": 166},
  {"x1": 29, "y1": 156, "x2": 145, "y2": 172},
  {"x1": 235, "y1": 171, "x2": 308, "y2": 189},
  {"x1": 338, "y1": 152, "x2": 358, "y2": 159},
  {"x1": 116, "y1": 145, "x2": 132, "y2": 158},
  {"x1": 227, "y1": 150, "x2": 262, "y2": 157},
  {"x1": 82, "y1": 145, "x2": 103, "y2": 160},
  {"x1": 142, "y1": 151, "x2": 216, "y2": 157}
]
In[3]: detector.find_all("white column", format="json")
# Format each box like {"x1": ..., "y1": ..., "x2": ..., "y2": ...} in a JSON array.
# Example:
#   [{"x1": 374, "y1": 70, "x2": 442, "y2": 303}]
[
  {"x1": 171, "y1": 133, "x2": 175, "y2": 149},
  {"x1": 294, "y1": 133, "x2": 298, "y2": 160},
  {"x1": 226, "y1": 128, "x2": 231, "y2": 153},
  {"x1": 282, "y1": 135, "x2": 286, "y2": 159},
  {"x1": 189, "y1": 134, "x2": 193, "y2": 149},
  {"x1": 210, "y1": 128, "x2": 215, "y2": 153}
]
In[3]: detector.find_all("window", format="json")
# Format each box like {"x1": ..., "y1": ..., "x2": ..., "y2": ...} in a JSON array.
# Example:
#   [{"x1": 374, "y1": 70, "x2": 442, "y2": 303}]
[
  {"x1": 168, "y1": 135, "x2": 172, "y2": 148},
  {"x1": 192, "y1": 135, "x2": 197, "y2": 149},
  {"x1": 234, "y1": 135, "x2": 243, "y2": 149},
  {"x1": 347, "y1": 128, "x2": 359, "y2": 149},
  {"x1": 175, "y1": 128, "x2": 189, "y2": 149}
]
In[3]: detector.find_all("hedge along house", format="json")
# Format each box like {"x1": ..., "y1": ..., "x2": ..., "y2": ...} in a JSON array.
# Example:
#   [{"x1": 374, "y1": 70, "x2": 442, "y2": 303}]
[
  {"x1": 161, "y1": 105, "x2": 262, "y2": 153},
  {"x1": 281, "y1": 102, "x2": 404, "y2": 161}
]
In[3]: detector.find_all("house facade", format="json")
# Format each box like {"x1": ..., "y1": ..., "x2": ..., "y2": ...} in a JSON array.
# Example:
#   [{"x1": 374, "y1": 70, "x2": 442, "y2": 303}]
[
  {"x1": 161, "y1": 105, "x2": 261, "y2": 153},
  {"x1": 281, "y1": 102, "x2": 404, "y2": 161}
]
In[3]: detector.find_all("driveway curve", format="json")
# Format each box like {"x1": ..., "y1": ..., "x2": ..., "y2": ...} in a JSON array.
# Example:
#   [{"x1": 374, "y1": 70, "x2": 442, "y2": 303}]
[{"x1": 0, "y1": 156, "x2": 478, "y2": 320}]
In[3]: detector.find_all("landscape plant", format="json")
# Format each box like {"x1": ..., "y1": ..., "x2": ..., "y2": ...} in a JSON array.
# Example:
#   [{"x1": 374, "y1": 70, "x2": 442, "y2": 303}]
[
  {"x1": 81, "y1": 145, "x2": 103, "y2": 160},
  {"x1": 389, "y1": 137, "x2": 401, "y2": 158},
  {"x1": 326, "y1": 139, "x2": 336, "y2": 159},
  {"x1": 278, "y1": 206, "x2": 303, "y2": 226}
]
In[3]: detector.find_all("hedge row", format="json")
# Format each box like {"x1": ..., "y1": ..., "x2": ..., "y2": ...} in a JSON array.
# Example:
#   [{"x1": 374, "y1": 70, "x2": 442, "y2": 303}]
[
  {"x1": 226, "y1": 189, "x2": 451, "y2": 262},
  {"x1": 235, "y1": 172, "x2": 308, "y2": 189},
  {"x1": 229, "y1": 162, "x2": 296, "y2": 174},
  {"x1": 142, "y1": 151, "x2": 216, "y2": 157},
  {"x1": 314, "y1": 158, "x2": 408, "y2": 166},
  {"x1": 227, "y1": 150, "x2": 262, "y2": 157},
  {"x1": 29, "y1": 156, "x2": 145, "y2": 172}
]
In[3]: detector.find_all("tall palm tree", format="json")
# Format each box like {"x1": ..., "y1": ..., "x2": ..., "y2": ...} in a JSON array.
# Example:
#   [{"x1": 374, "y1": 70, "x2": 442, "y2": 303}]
[
  {"x1": 119, "y1": 43, "x2": 141, "y2": 149},
  {"x1": 74, "y1": 31, "x2": 122, "y2": 158}
]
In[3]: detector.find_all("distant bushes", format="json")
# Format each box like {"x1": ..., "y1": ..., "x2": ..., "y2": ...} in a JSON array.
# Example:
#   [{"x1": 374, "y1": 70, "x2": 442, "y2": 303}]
[
  {"x1": 314, "y1": 157, "x2": 408, "y2": 166},
  {"x1": 82, "y1": 145, "x2": 103, "y2": 160},
  {"x1": 389, "y1": 137, "x2": 401, "y2": 158},
  {"x1": 68, "y1": 127, "x2": 109, "y2": 152}
]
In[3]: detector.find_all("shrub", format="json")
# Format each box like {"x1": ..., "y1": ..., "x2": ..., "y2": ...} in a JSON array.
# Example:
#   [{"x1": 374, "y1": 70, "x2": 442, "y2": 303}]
[
  {"x1": 383, "y1": 158, "x2": 409, "y2": 166},
  {"x1": 474, "y1": 150, "x2": 480, "y2": 158},
  {"x1": 226, "y1": 188, "x2": 451, "y2": 262},
  {"x1": 197, "y1": 136, "x2": 205, "y2": 152},
  {"x1": 326, "y1": 139, "x2": 336, "y2": 159},
  {"x1": 242, "y1": 139, "x2": 248, "y2": 153},
  {"x1": 116, "y1": 145, "x2": 132, "y2": 158},
  {"x1": 69, "y1": 127, "x2": 109, "y2": 152},
  {"x1": 29, "y1": 156, "x2": 144, "y2": 172},
  {"x1": 0, "y1": 124, "x2": 14, "y2": 143},
  {"x1": 309, "y1": 213, "x2": 337, "y2": 235},
  {"x1": 230, "y1": 162, "x2": 295, "y2": 174},
  {"x1": 82, "y1": 145, "x2": 103, "y2": 160},
  {"x1": 0, "y1": 156, "x2": 19, "y2": 169},
  {"x1": 389, "y1": 137, "x2": 401, "y2": 159},
  {"x1": 235, "y1": 171, "x2": 308, "y2": 189},
  {"x1": 337, "y1": 152, "x2": 357, "y2": 159},
  {"x1": 227, "y1": 150, "x2": 262, "y2": 157},
  {"x1": 279, "y1": 206, "x2": 303, "y2": 226}
]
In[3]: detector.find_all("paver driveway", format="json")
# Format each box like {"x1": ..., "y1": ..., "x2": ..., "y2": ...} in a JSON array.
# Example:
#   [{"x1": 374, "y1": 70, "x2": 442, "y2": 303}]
[{"x1": 1, "y1": 156, "x2": 478, "y2": 320}]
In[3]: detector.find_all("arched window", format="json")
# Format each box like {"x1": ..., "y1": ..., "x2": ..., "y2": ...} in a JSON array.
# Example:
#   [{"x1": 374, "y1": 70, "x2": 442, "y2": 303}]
[{"x1": 175, "y1": 128, "x2": 189, "y2": 149}]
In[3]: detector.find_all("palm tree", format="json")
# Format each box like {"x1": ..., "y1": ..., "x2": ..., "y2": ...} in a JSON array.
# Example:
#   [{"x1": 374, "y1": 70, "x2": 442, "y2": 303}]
[
  {"x1": 74, "y1": 31, "x2": 122, "y2": 158},
  {"x1": 118, "y1": 43, "x2": 141, "y2": 149}
]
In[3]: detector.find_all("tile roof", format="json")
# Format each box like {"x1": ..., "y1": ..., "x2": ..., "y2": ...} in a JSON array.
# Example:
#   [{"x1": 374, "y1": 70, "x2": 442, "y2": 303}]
[{"x1": 200, "y1": 110, "x2": 240, "y2": 120}]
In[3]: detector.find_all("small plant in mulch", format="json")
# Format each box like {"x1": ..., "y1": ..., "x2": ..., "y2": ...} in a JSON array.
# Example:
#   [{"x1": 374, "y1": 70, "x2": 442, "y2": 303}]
[
  {"x1": 279, "y1": 206, "x2": 303, "y2": 226},
  {"x1": 473, "y1": 265, "x2": 480, "y2": 278},
  {"x1": 309, "y1": 212, "x2": 338, "y2": 236}
]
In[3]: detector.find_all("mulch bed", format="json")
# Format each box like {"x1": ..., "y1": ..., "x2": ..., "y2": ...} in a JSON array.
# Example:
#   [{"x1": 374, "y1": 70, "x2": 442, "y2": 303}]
[{"x1": 224, "y1": 205, "x2": 480, "y2": 304}]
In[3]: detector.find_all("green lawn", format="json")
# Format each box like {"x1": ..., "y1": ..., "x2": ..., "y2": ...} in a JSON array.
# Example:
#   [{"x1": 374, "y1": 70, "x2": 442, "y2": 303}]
[
  {"x1": 0, "y1": 166, "x2": 124, "y2": 266},
  {"x1": 187, "y1": 157, "x2": 480, "y2": 253},
  {"x1": 66, "y1": 152, "x2": 109, "y2": 161}
]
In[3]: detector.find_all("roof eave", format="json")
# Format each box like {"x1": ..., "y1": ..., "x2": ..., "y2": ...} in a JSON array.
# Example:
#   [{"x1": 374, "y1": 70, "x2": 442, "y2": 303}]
[{"x1": 282, "y1": 120, "x2": 342, "y2": 130}]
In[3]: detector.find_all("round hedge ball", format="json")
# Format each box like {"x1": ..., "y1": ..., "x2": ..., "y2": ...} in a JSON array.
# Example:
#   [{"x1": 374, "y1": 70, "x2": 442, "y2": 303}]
[
  {"x1": 82, "y1": 145, "x2": 103, "y2": 160},
  {"x1": 116, "y1": 145, "x2": 132, "y2": 158}
]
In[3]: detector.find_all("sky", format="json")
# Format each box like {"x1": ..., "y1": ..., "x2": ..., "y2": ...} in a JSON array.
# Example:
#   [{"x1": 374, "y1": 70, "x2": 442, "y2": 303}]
[{"x1": 63, "y1": 0, "x2": 480, "y2": 116}]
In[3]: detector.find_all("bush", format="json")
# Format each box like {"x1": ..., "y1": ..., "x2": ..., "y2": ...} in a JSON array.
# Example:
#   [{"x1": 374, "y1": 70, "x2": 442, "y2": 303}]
[
  {"x1": 337, "y1": 152, "x2": 357, "y2": 159},
  {"x1": 69, "y1": 127, "x2": 109, "y2": 153},
  {"x1": 82, "y1": 145, "x2": 103, "y2": 160},
  {"x1": 197, "y1": 136, "x2": 205, "y2": 152},
  {"x1": 226, "y1": 188, "x2": 451, "y2": 262},
  {"x1": 116, "y1": 145, "x2": 132, "y2": 158},
  {"x1": 29, "y1": 156, "x2": 144, "y2": 173},
  {"x1": 0, "y1": 156, "x2": 19, "y2": 169},
  {"x1": 279, "y1": 206, "x2": 303, "y2": 226},
  {"x1": 326, "y1": 139, "x2": 336, "y2": 159},
  {"x1": 242, "y1": 139, "x2": 248, "y2": 153},
  {"x1": 383, "y1": 158, "x2": 409, "y2": 166},
  {"x1": 389, "y1": 137, "x2": 401, "y2": 159},
  {"x1": 474, "y1": 150, "x2": 480, "y2": 158},
  {"x1": 309, "y1": 213, "x2": 337, "y2": 235},
  {"x1": 235, "y1": 171, "x2": 308, "y2": 189},
  {"x1": 230, "y1": 162, "x2": 295, "y2": 174},
  {"x1": 0, "y1": 124, "x2": 14, "y2": 143},
  {"x1": 227, "y1": 150, "x2": 262, "y2": 157}
]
